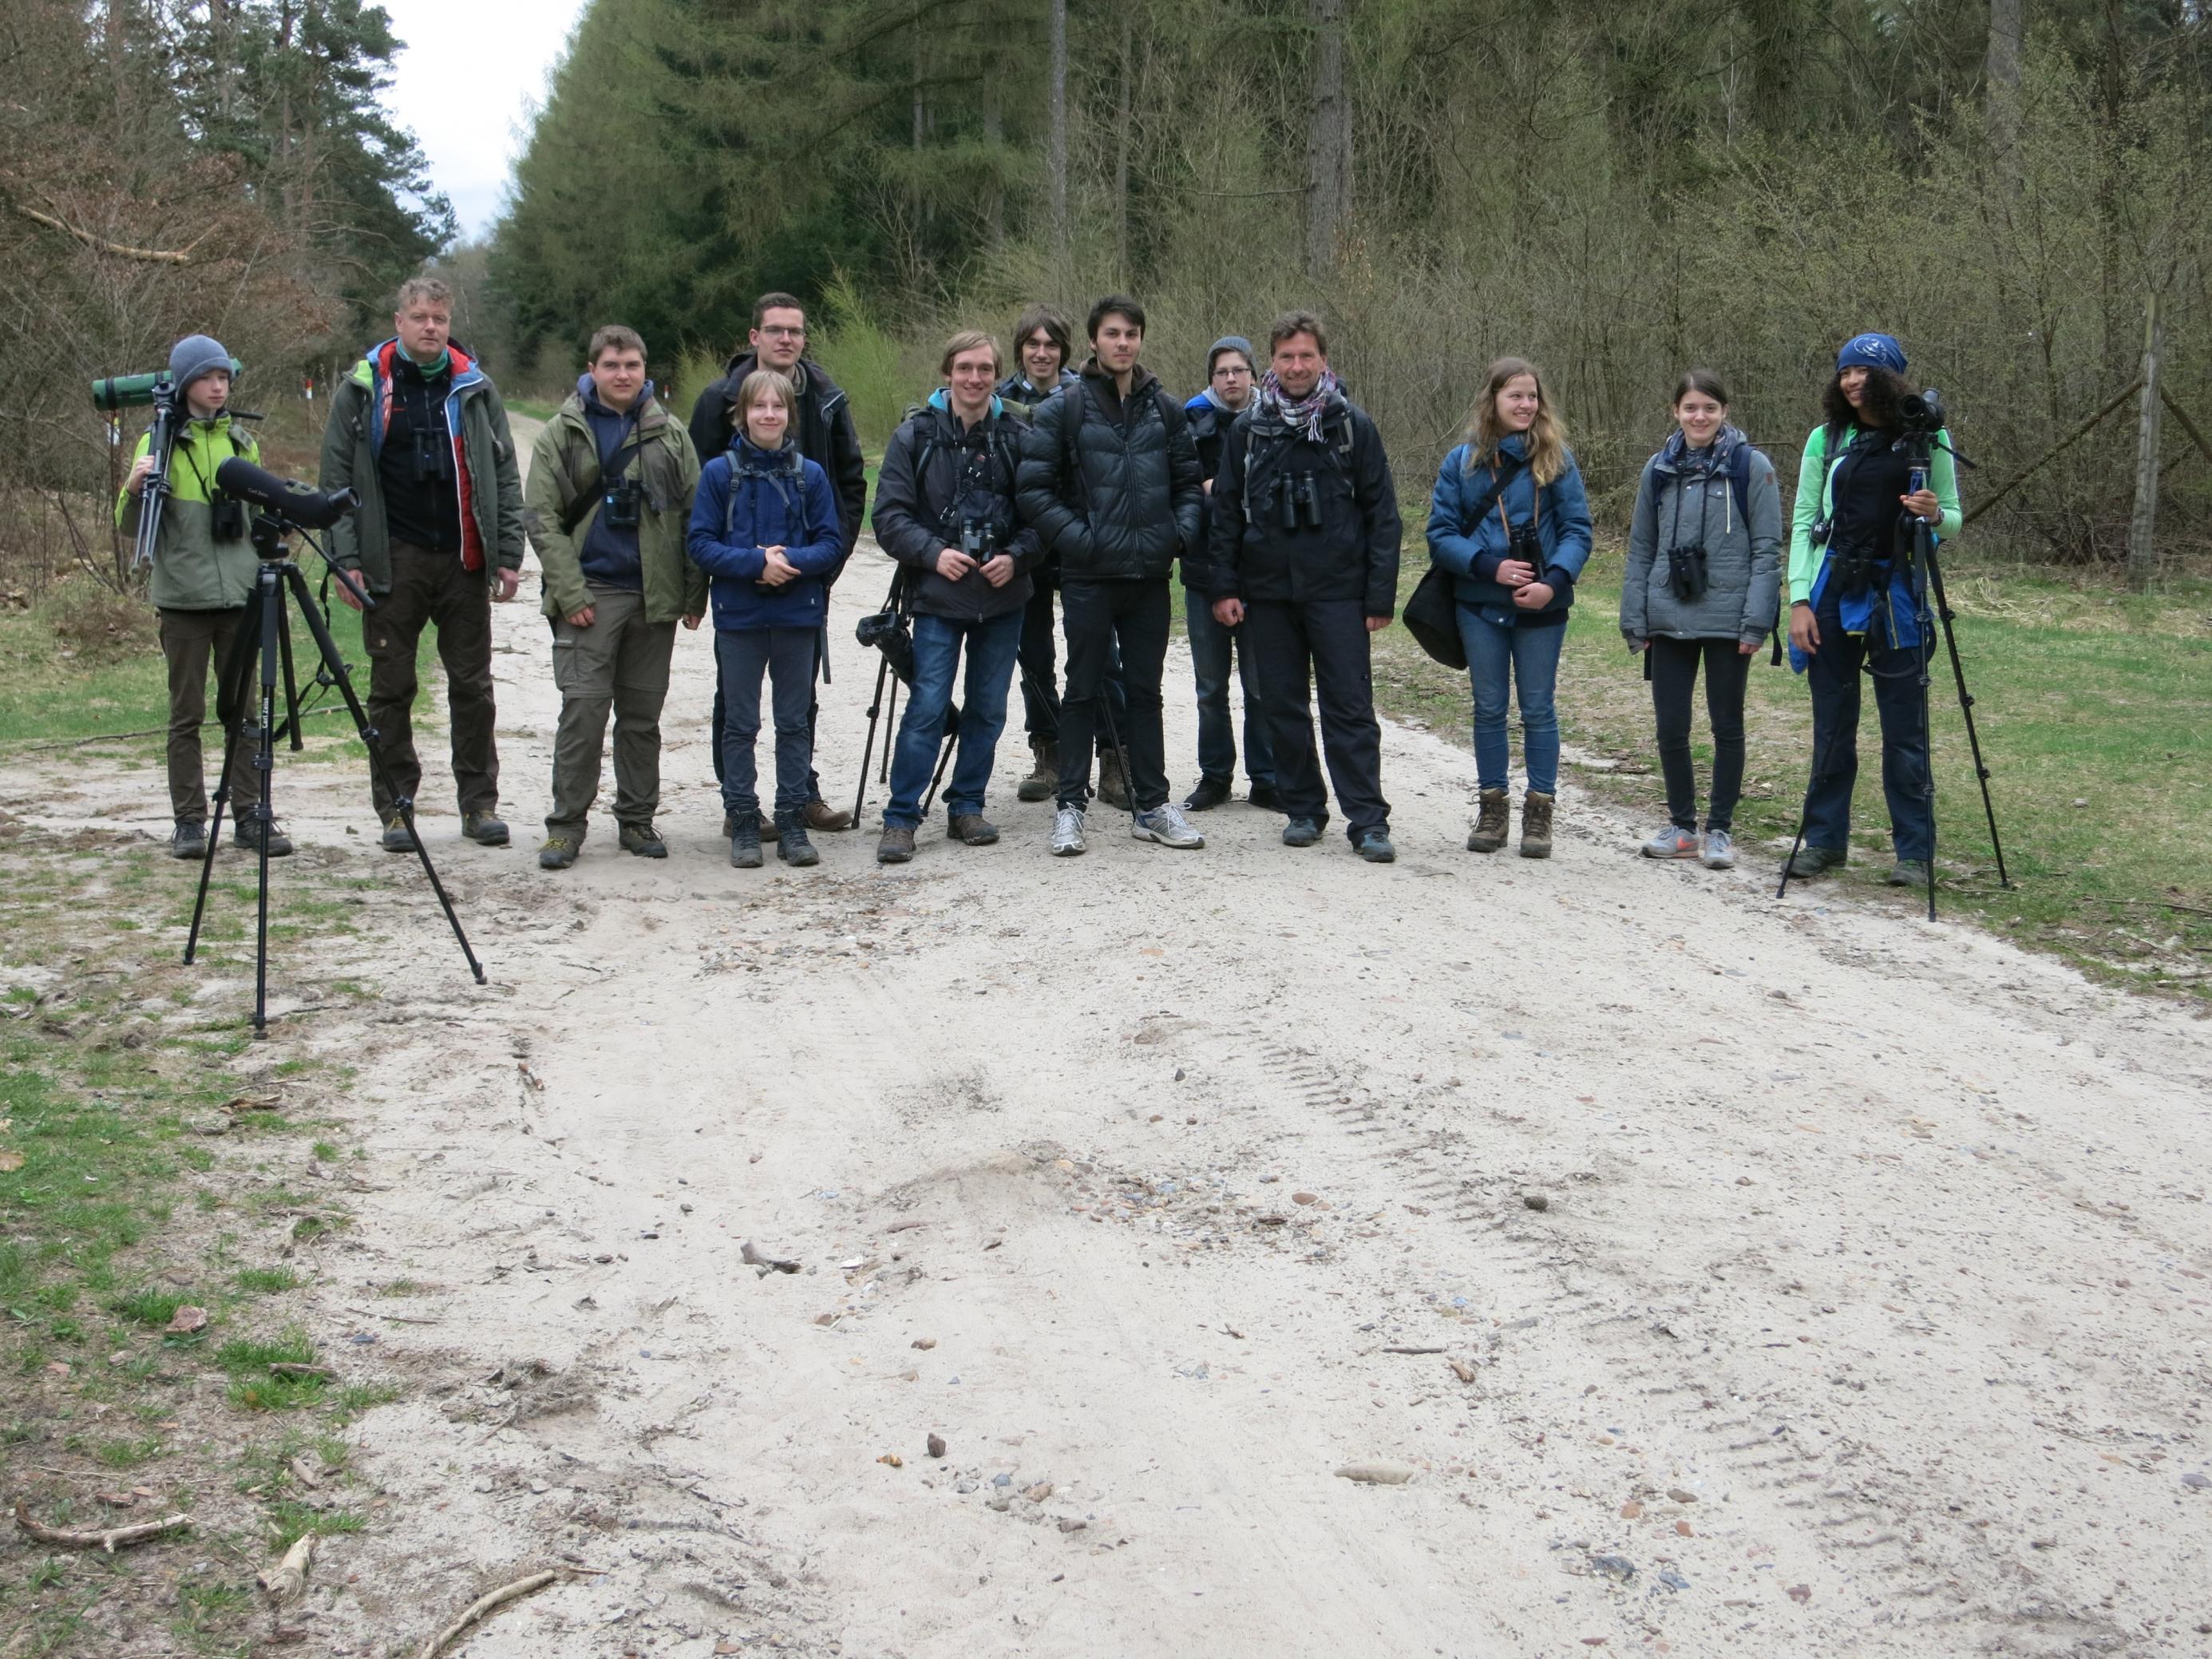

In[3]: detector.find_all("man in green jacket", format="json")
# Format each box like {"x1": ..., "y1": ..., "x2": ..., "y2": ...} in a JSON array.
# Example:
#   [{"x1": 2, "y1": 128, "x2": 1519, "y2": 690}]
[
  {"x1": 319, "y1": 276, "x2": 524, "y2": 853},
  {"x1": 116, "y1": 334, "x2": 292, "y2": 861},
  {"x1": 524, "y1": 327, "x2": 705, "y2": 869}
]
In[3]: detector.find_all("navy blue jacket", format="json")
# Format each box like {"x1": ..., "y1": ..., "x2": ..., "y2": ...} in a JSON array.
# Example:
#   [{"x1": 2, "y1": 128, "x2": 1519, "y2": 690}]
[
  {"x1": 1425, "y1": 434, "x2": 1595, "y2": 627},
  {"x1": 687, "y1": 438, "x2": 841, "y2": 632}
]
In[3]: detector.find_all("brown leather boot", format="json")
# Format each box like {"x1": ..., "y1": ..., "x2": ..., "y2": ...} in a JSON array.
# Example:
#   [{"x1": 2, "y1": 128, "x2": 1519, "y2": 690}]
[
  {"x1": 1519, "y1": 790, "x2": 1555, "y2": 859},
  {"x1": 1017, "y1": 738, "x2": 1057, "y2": 802},
  {"x1": 804, "y1": 798, "x2": 854, "y2": 832},
  {"x1": 1466, "y1": 788, "x2": 1510, "y2": 853},
  {"x1": 1097, "y1": 748, "x2": 1132, "y2": 810}
]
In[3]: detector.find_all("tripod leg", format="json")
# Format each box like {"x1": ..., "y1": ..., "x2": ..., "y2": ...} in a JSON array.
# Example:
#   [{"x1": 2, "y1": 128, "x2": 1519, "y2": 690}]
[
  {"x1": 1094, "y1": 669, "x2": 1142, "y2": 827},
  {"x1": 879, "y1": 679, "x2": 899, "y2": 784},
  {"x1": 184, "y1": 578, "x2": 265, "y2": 965},
  {"x1": 920, "y1": 708, "x2": 964, "y2": 818},
  {"x1": 1923, "y1": 542, "x2": 2010, "y2": 889},
  {"x1": 251, "y1": 576, "x2": 280, "y2": 1033},
  {"x1": 275, "y1": 600, "x2": 304, "y2": 751},
  {"x1": 281, "y1": 564, "x2": 487, "y2": 985},
  {"x1": 852, "y1": 652, "x2": 891, "y2": 826}
]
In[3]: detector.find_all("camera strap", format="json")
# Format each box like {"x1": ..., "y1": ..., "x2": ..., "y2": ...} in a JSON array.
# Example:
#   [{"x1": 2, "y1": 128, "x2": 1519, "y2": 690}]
[{"x1": 1494, "y1": 466, "x2": 1541, "y2": 544}]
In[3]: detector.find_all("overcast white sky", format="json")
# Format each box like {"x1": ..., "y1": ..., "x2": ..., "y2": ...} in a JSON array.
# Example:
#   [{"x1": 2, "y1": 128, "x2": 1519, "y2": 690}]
[{"x1": 377, "y1": 0, "x2": 590, "y2": 242}]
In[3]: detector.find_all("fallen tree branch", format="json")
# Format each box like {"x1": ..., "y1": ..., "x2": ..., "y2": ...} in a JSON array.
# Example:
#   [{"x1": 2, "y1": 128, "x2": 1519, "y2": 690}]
[
  {"x1": 258, "y1": 1532, "x2": 315, "y2": 1602},
  {"x1": 417, "y1": 1570, "x2": 561, "y2": 1659},
  {"x1": 6, "y1": 200, "x2": 204, "y2": 263},
  {"x1": 12, "y1": 1498, "x2": 191, "y2": 1552}
]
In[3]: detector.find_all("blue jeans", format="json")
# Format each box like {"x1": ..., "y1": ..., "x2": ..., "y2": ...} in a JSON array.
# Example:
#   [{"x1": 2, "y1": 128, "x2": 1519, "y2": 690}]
[
  {"x1": 1801, "y1": 580, "x2": 1933, "y2": 861},
  {"x1": 884, "y1": 610, "x2": 1023, "y2": 827},
  {"x1": 1185, "y1": 587, "x2": 1274, "y2": 787},
  {"x1": 1458, "y1": 607, "x2": 1565, "y2": 795},
  {"x1": 716, "y1": 628, "x2": 816, "y2": 818}
]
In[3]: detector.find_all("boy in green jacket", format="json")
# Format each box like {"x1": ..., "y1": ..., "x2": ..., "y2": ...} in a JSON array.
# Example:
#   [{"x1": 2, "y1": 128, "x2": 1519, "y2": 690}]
[
  {"x1": 523, "y1": 327, "x2": 705, "y2": 868},
  {"x1": 116, "y1": 335, "x2": 291, "y2": 861}
]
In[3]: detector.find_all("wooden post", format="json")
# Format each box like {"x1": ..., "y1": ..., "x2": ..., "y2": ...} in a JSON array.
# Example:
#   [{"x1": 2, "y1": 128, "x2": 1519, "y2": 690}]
[{"x1": 2127, "y1": 293, "x2": 2164, "y2": 591}]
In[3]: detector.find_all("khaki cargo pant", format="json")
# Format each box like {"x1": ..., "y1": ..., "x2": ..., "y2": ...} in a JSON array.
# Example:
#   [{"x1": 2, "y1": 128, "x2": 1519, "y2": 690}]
[
  {"x1": 159, "y1": 606, "x2": 263, "y2": 826},
  {"x1": 546, "y1": 588, "x2": 677, "y2": 837}
]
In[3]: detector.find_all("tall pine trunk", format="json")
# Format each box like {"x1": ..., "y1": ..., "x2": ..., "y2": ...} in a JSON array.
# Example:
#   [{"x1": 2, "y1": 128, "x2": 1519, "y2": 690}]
[{"x1": 1306, "y1": 0, "x2": 1352, "y2": 280}]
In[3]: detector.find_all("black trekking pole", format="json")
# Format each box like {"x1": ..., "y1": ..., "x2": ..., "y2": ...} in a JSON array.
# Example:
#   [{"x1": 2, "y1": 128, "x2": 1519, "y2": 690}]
[{"x1": 1092, "y1": 668, "x2": 1142, "y2": 829}]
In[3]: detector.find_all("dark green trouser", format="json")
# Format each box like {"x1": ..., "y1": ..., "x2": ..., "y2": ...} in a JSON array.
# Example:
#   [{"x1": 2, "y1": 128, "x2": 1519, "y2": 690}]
[
  {"x1": 159, "y1": 606, "x2": 262, "y2": 825},
  {"x1": 546, "y1": 588, "x2": 677, "y2": 837}
]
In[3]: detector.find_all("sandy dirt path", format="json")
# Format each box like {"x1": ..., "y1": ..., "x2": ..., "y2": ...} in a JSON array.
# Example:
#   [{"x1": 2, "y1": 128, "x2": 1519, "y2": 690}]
[{"x1": 12, "y1": 418, "x2": 2210, "y2": 1657}]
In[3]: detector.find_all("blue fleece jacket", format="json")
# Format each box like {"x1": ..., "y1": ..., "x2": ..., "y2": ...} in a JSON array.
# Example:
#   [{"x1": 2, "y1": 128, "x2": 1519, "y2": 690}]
[
  {"x1": 687, "y1": 437, "x2": 841, "y2": 632},
  {"x1": 1425, "y1": 434, "x2": 1594, "y2": 628},
  {"x1": 576, "y1": 372, "x2": 648, "y2": 592}
]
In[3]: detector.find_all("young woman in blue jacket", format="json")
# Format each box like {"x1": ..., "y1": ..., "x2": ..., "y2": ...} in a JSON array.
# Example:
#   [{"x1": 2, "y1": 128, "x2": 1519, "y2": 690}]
[
  {"x1": 1424, "y1": 358, "x2": 1593, "y2": 859},
  {"x1": 687, "y1": 370, "x2": 841, "y2": 869}
]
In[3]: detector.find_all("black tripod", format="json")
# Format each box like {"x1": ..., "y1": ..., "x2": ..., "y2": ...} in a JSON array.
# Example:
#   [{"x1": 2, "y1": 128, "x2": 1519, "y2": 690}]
[
  {"x1": 1777, "y1": 432, "x2": 2008, "y2": 920},
  {"x1": 184, "y1": 517, "x2": 486, "y2": 1032}
]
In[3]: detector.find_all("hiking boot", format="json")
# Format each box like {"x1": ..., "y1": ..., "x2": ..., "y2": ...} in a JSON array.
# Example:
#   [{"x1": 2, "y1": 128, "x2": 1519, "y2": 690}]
[
  {"x1": 1132, "y1": 803, "x2": 1204, "y2": 849},
  {"x1": 949, "y1": 813, "x2": 999, "y2": 846},
  {"x1": 730, "y1": 818, "x2": 763, "y2": 869},
  {"x1": 1182, "y1": 777, "x2": 1231, "y2": 813},
  {"x1": 462, "y1": 810, "x2": 509, "y2": 846},
  {"x1": 758, "y1": 811, "x2": 780, "y2": 842},
  {"x1": 877, "y1": 824, "x2": 916, "y2": 864},
  {"x1": 1355, "y1": 829, "x2": 1397, "y2": 864},
  {"x1": 1700, "y1": 828, "x2": 1736, "y2": 869},
  {"x1": 1097, "y1": 749, "x2": 1132, "y2": 810},
  {"x1": 539, "y1": 832, "x2": 581, "y2": 871},
  {"x1": 1017, "y1": 738, "x2": 1057, "y2": 802},
  {"x1": 1282, "y1": 817, "x2": 1323, "y2": 849},
  {"x1": 170, "y1": 819, "x2": 208, "y2": 861},
  {"x1": 1642, "y1": 824, "x2": 1699, "y2": 860},
  {"x1": 234, "y1": 816, "x2": 294, "y2": 857},
  {"x1": 1519, "y1": 790, "x2": 1555, "y2": 859},
  {"x1": 380, "y1": 813, "x2": 418, "y2": 853},
  {"x1": 1466, "y1": 788, "x2": 1510, "y2": 853},
  {"x1": 1246, "y1": 780, "x2": 1284, "y2": 813},
  {"x1": 803, "y1": 798, "x2": 853, "y2": 833},
  {"x1": 1051, "y1": 805, "x2": 1087, "y2": 857},
  {"x1": 1785, "y1": 844, "x2": 1846, "y2": 879},
  {"x1": 619, "y1": 822, "x2": 667, "y2": 859},
  {"x1": 1886, "y1": 858, "x2": 1929, "y2": 888},
  {"x1": 776, "y1": 810, "x2": 820, "y2": 866}
]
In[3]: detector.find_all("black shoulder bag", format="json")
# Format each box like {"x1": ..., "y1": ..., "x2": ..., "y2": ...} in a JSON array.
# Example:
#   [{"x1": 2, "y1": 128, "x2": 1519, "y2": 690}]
[{"x1": 1403, "y1": 455, "x2": 1523, "y2": 671}]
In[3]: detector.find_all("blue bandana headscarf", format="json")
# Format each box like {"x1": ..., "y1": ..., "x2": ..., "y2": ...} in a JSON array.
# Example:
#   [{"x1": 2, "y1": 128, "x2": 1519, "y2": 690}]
[{"x1": 1835, "y1": 333, "x2": 1907, "y2": 376}]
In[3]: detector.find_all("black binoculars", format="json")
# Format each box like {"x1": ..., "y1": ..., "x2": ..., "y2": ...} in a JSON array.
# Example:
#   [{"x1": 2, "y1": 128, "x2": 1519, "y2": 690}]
[
  {"x1": 1276, "y1": 472, "x2": 1322, "y2": 532},
  {"x1": 1664, "y1": 541, "x2": 1708, "y2": 602},
  {"x1": 960, "y1": 517, "x2": 993, "y2": 560},
  {"x1": 602, "y1": 476, "x2": 644, "y2": 529},
  {"x1": 1507, "y1": 520, "x2": 1544, "y2": 568},
  {"x1": 209, "y1": 495, "x2": 247, "y2": 543},
  {"x1": 410, "y1": 426, "x2": 453, "y2": 485}
]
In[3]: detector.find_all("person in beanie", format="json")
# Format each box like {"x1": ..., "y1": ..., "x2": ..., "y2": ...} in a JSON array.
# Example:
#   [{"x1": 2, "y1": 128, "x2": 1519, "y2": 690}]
[
  {"x1": 1620, "y1": 370, "x2": 1783, "y2": 870},
  {"x1": 116, "y1": 335, "x2": 291, "y2": 860},
  {"x1": 1015, "y1": 294, "x2": 1206, "y2": 856},
  {"x1": 1424, "y1": 357, "x2": 1594, "y2": 859},
  {"x1": 1781, "y1": 331, "x2": 1962, "y2": 889},
  {"x1": 687, "y1": 371, "x2": 843, "y2": 869},
  {"x1": 1179, "y1": 334, "x2": 1277, "y2": 813},
  {"x1": 870, "y1": 331, "x2": 1043, "y2": 861},
  {"x1": 687, "y1": 293, "x2": 867, "y2": 839},
  {"x1": 1206, "y1": 314, "x2": 1400, "y2": 860},
  {"x1": 320, "y1": 275, "x2": 524, "y2": 852},
  {"x1": 524, "y1": 326, "x2": 705, "y2": 871}
]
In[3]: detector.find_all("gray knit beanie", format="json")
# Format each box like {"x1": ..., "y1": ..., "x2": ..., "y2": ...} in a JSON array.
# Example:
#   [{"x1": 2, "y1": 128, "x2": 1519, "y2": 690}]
[
  {"x1": 1206, "y1": 335, "x2": 1256, "y2": 376},
  {"x1": 168, "y1": 334, "x2": 237, "y2": 394}
]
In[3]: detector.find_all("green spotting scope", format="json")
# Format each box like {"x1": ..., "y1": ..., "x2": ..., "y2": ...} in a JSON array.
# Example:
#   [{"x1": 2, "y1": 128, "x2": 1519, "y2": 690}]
[{"x1": 90, "y1": 360, "x2": 242, "y2": 413}]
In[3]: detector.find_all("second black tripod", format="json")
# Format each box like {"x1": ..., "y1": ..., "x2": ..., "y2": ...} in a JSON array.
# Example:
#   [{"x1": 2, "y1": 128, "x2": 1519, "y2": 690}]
[{"x1": 183, "y1": 516, "x2": 486, "y2": 1033}]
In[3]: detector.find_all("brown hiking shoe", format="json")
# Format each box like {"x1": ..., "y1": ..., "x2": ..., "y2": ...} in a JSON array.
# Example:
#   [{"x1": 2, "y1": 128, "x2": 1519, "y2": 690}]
[
  {"x1": 804, "y1": 798, "x2": 853, "y2": 832},
  {"x1": 1017, "y1": 737, "x2": 1057, "y2": 802},
  {"x1": 1097, "y1": 748, "x2": 1132, "y2": 810},
  {"x1": 949, "y1": 813, "x2": 999, "y2": 846},
  {"x1": 1519, "y1": 790, "x2": 1555, "y2": 859},
  {"x1": 1466, "y1": 788, "x2": 1510, "y2": 853},
  {"x1": 876, "y1": 824, "x2": 916, "y2": 864}
]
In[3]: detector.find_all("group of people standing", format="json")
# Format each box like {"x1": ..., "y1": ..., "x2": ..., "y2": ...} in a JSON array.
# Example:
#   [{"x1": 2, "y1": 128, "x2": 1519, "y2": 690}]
[{"x1": 123, "y1": 274, "x2": 1961, "y2": 893}]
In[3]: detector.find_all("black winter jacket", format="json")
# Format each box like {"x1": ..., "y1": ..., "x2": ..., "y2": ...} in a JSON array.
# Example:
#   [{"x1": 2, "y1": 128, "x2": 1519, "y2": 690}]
[
  {"x1": 871, "y1": 397, "x2": 1041, "y2": 623},
  {"x1": 1207, "y1": 392, "x2": 1402, "y2": 616},
  {"x1": 1015, "y1": 362, "x2": 1203, "y2": 584},
  {"x1": 687, "y1": 353, "x2": 867, "y2": 576}
]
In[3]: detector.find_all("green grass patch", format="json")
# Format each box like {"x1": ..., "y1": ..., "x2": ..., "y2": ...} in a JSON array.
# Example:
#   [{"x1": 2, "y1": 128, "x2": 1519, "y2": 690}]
[
  {"x1": 1372, "y1": 553, "x2": 2212, "y2": 1000},
  {"x1": 89, "y1": 1434, "x2": 165, "y2": 1468},
  {"x1": 233, "y1": 1267, "x2": 300, "y2": 1295},
  {"x1": 267, "y1": 1499, "x2": 366, "y2": 1550}
]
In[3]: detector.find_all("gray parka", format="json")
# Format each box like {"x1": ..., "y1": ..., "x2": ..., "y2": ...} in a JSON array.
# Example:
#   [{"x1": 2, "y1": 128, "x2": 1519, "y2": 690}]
[{"x1": 1620, "y1": 432, "x2": 1783, "y2": 647}]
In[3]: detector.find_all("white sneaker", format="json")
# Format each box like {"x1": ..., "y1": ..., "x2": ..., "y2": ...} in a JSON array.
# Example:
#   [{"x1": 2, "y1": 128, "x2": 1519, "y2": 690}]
[
  {"x1": 1700, "y1": 827, "x2": 1735, "y2": 869},
  {"x1": 1132, "y1": 803, "x2": 1205, "y2": 849},
  {"x1": 1051, "y1": 806, "x2": 1087, "y2": 857},
  {"x1": 1641, "y1": 824, "x2": 1699, "y2": 859}
]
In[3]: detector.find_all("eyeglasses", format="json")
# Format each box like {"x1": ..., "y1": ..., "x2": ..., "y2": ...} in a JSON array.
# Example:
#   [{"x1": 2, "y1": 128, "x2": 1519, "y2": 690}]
[
  {"x1": 1215, "y1": 365, "x2": 1252, "y2": 377},
  {"x1": 757, "y1": 325, "x2": 805, "y2": 339}
]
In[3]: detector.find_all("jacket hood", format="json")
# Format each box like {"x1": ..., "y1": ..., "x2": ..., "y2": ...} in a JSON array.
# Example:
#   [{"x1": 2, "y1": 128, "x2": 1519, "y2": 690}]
[
  {"x1": 354, "y1": 338, "x2": 481, "y2": 389},
  {"x1": 924, "y1": 386, "x2": 1008, "y2": 424},
  {"x1": 1078, "y1": 358, "x2": 1161, "y2": 400},
  {"x1": 576, "y1": 373, "x2": 657, "y2": 420},
  {"x1": 729, "y1": 434, "x2": 802, "y2": 468},
  {"x1": 1653, "y1": 422, "x2": 1749, "y2": 477}
]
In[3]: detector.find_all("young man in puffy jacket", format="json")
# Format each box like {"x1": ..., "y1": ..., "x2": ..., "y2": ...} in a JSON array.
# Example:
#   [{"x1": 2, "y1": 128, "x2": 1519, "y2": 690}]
[
  {"x1": 687, "y1": 293, "x2": 868, "y2": 837},
  {"x1": 320, "y1": 276, "x2": 524, "y2": 853},
  {"x1": 116, "y1": 335, "x2": 291, "y2": 861},
  {"x1": 1207, "y1": 312, "x2": 1402, "y2": 862},
  {"x1": 523, "y1": 326, "x2": 704, "y2": 871},
  {"x1": 869, "y1": 331, "x2": 1043, "y2": 863},
  {"x1": 1015, "y1": 295, "x2": 1205, "y2": 856}
]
